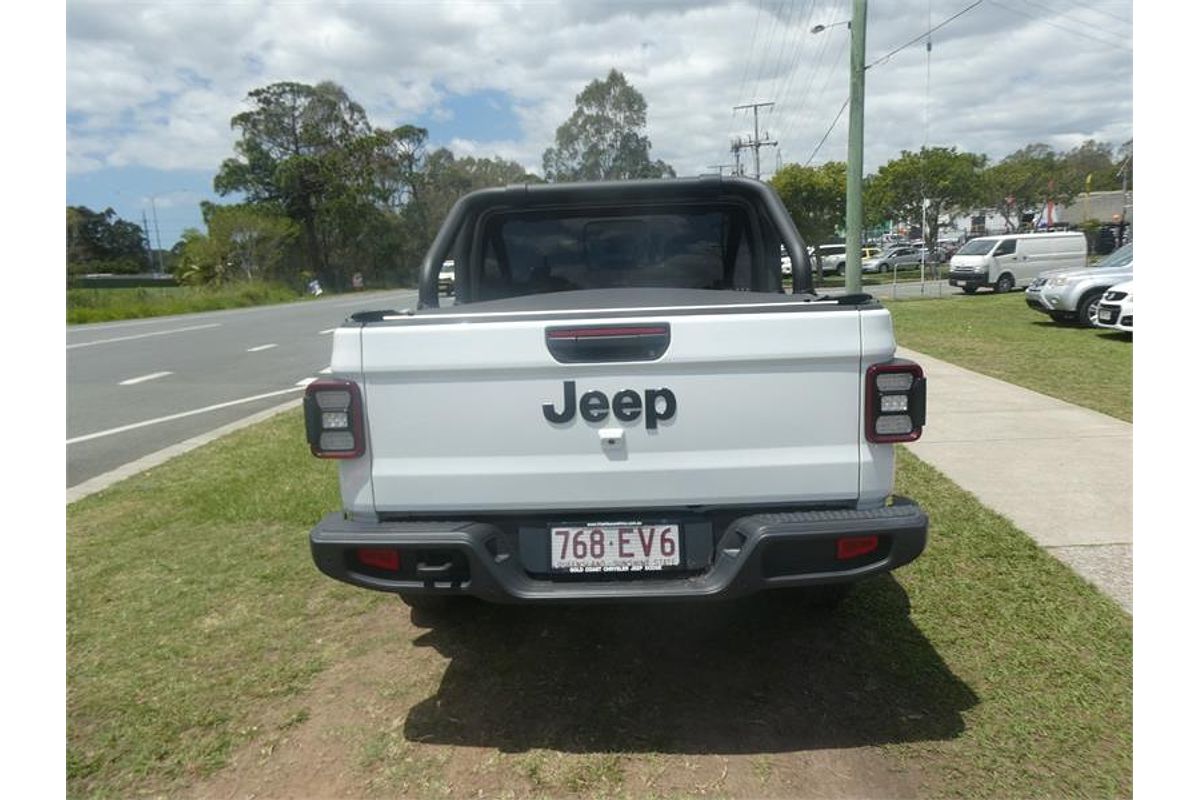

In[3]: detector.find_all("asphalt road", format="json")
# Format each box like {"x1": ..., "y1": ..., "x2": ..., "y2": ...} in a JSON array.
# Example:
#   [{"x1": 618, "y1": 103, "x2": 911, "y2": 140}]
[{"x1": 66, "y1": 289, "x2": 419, "y2": 488}]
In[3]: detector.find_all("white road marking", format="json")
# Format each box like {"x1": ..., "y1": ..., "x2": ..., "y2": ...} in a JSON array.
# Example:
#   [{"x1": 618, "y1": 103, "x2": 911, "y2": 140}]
[
  {"x1": 67, "y1": 398, "x2": 302, "y2": 503},
  {"x1": 319, "y1": 328, "x2": 336, "y2": 334},
  {"x1": 246, "y1": 343, "x2": 278, "y2": 352},
  {"x1": 118, "y1": 371, "x2": 173, "y2": 386},
  {"x1": 295, "y1": 377, "x2": 317, "y2": 387},
  {"x1": 66, "y1": 386, "x2": 306, "y2": 445},
  {"x1": 67, "y1": 323, "x2": 221, "y2": 350},
  {"x1": 319, "y1": 366, "x2": 332, "y2": 374}
]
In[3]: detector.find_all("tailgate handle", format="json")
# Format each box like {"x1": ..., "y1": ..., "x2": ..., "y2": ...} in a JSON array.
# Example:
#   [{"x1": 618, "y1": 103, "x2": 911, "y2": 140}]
[
  {"x1": 415, "y1": 559, "x2": 455, "y2": 576},
  {"x1": 545, "y1": 324, "x2": 670, "y2": 363}
]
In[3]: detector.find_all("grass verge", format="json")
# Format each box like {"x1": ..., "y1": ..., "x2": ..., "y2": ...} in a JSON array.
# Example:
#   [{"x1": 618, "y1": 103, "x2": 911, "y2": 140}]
[
  {"x1": 67, "y1": 413, "x2": 1130, "y2": 798},
  {"x1": 67, "y1": 283, "x2": 306, "y2": 324},
  {"x1": 885, "y1": 291, "x2": 1132, "y2": 421}
]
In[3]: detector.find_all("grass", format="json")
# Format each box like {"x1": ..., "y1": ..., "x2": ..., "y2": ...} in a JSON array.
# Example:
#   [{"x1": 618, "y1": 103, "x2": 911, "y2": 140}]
[
  {"x1": 885, "y1": 291, "x2": 1133, "y2": 421},
  {"x1": 67, "y1": 410, "x2": 1131, "y2": 798},
  {"x1": 67, "y1": 282, "x2": 306, "y2": 324}
]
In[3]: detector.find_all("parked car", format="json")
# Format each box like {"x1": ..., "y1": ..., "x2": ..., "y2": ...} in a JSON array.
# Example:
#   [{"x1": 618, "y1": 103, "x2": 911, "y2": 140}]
[
  {"x1": 780, "y1": 245, "x2": 793, "y2": 277},
  {"x1": 1094, "y1": 279, "x2": 1133, "y2": 333},
  {"x1": 862, "y1": 244, "x2": 934, "y2": 274},
  {"x1": 817, "y1": 244, "x2": 886, "y2": 275},
  {"x1": 1025, "y1": 242, "x2": 1132, "y2": 325},
  {"x1": 950, "y1": 232, "x2": 1086, "y2": 294},
  {"x1": 438, "y1": 259, "x2": 455, "y2": 294}
]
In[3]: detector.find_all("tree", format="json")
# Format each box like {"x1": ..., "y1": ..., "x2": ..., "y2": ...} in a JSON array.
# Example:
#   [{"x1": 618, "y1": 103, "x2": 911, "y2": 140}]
[
  {"x1": 770, "y1": 162, "x2": 846, "y2": 246},
  {"x1": 214, "y1": 81, "x2": 373, "y2": 282},
  {"x1": 868, "y1": 147, "x2": 986, "y2": 250},
  {"x1": 542, "y1": 69, "x2": 675, "y2": 181},
  {"x1": 175, "y1": 204, "x2": 298, "y2": 286},
  {"x1": 66, "y1": 206, "x2": 149, "y2": 275},
  {"x1": 980, "y1": 144, "x2": 1079, "y2": 231}
]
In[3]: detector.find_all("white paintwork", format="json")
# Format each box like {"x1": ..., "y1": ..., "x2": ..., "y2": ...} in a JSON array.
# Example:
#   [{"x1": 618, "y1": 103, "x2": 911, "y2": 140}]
[
  {"x1": 950, "y1": 232, "x2": 1086, "y2": 288},
  {"x1": 67, "y1": 323, "x2": 221, "y2": 349},
  {"x1": 343, "y1": 305, "x2": 898, "y2": 514},
  {"x1": 1095, "y1": 280, "x2": 1133, "y2": 332},
  {"x1": 118, "y1": 371, "x2": 173, "y2": 386},
  {"x1": 66, "y1": 385, "x2": 305, "y2": 445}
]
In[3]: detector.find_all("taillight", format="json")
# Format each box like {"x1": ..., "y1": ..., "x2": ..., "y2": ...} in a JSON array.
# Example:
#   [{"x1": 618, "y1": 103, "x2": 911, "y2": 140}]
[
  {"x1": 304, "y1": 379, "x2": 365, "y2": 458},
  {"x1": 865, "y1": 360, "x2": 926, "y2": 443}
]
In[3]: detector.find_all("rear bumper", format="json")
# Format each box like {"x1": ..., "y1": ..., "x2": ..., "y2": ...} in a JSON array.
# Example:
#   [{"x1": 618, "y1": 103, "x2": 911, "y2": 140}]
[{"x1": 310, "y1": 500, "x2": 928, "y2": 604}]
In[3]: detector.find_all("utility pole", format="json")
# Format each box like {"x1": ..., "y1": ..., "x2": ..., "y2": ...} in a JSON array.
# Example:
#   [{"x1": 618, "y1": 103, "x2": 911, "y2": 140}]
[
  {"x1": 732, "y1": 101, "x2": 778, "y2": 180},
  {"x1": 150, "y1": 197, "x2": 165, "y2": 273},
  {"x1": 844, "y1": 0, "x2": 868, "y2": 294},
  {"x1": 730, "y1": 140, "x2": 744, "y2": 176},
  {"x1": 1116, "y1": 155, "x2": 1131, "y2": 246},
  {"x1": 141, "y1": 212, "x2": 155, "y2": 272}
]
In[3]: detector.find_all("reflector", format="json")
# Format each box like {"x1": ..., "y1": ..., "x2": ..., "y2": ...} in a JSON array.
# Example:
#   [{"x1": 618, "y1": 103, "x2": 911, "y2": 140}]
[
  {"x1": 357, "y1": 548, "x2": 400, "y2": 571},
  {"x1": 837, "y1": 535, "x2": 879, "y2": 560}
]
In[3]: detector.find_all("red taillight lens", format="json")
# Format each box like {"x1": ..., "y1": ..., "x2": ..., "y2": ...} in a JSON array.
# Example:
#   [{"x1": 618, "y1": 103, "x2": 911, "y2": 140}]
[
  {"x1": 865, "y1": 361, "x2": 926, "y2": 443},
  {"x1": 356, "y1": 548, "x2": 400, "y2": 572},
  {"x1": 837, "y1": 535, "x2": 879, "y2": 560},
  {"x1": 304, "y1": 379, "x2": 365, "y2": 458}
]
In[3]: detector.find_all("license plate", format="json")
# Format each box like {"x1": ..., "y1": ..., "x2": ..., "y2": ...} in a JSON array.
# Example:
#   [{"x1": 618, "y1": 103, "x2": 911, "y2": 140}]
[
  {"x1": 1099, "y1": 308, "x2": 1116, "y2": 322},
  {"x1": 549, "y1": 523, "x2": 681, "y2": 573}
]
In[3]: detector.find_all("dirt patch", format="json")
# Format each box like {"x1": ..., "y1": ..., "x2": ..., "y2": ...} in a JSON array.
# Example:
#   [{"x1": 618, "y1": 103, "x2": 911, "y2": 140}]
[{"x1": 186, "y1": 587, "x2": 952, "y2": 798}]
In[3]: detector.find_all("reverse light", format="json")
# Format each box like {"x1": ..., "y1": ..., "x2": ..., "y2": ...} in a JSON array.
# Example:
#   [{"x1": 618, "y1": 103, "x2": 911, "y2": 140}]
[
  {"x1": 866, "y1": 360, "x2": 926, "y2": 443},
  {"x1": 304, "y1": 379, "x2": 366, "y2": 458}
]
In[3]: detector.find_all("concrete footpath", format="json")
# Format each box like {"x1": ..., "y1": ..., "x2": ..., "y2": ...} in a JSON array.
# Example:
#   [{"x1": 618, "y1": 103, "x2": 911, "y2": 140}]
[{"x1": 898, "y1": 347, "x2": 1132, "y2": 613}]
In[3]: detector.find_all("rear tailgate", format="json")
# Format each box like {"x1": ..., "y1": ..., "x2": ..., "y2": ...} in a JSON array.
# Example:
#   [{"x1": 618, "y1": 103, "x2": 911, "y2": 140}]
[{"x1": 358, "y1": 301, "x2": 870, "y2": 513}]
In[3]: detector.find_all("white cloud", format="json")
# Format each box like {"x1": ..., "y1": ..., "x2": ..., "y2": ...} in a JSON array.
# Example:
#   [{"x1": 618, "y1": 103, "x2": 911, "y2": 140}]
[{"x1": 66, "y1": 0, "x2": 1133, "y2": 178}]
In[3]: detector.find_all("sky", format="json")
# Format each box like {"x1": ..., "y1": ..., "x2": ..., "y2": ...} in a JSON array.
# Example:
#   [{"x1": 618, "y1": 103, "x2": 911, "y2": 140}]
[{"x1": 64, "y1": 0, "x2": 1134, "y2": 248}]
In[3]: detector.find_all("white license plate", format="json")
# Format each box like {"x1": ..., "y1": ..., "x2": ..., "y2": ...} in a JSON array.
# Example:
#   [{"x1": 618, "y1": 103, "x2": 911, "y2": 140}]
[
  {"x1": 549, "y1": 523, "x2": 681, "y2": 573},
  {"x1": 1099, "y1": 308, "x2": 1116, "y2": 322}
]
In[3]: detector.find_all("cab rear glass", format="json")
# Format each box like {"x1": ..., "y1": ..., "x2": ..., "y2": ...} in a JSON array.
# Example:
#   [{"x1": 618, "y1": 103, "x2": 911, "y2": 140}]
[{"x1": 470, "y1": 204, "x2": 773, "y2": 301}]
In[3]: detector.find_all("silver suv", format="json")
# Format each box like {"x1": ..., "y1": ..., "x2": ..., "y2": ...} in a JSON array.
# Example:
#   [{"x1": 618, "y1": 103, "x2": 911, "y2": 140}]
[
  {"x1": 1025, "y1": 242, "x2": 1133, "y2": 326},
  {"x1": 863, "y1": 244, "x2": 936, "y2": 274}
]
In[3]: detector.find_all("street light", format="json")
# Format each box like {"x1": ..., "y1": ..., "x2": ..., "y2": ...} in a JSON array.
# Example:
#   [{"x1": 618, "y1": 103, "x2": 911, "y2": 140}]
[{"x1": 810, "y1": 21, "x2": 850, "y2": 35}]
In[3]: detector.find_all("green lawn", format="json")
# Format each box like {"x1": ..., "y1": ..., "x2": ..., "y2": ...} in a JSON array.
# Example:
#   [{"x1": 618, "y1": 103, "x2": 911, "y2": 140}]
[
  {"x1": 67, "y1": 283, "x2": 307, "y2": 324},
  {"x1": 886, "y1": 291, "x2": 1132, "y2": 421},
  {"x1": 67, "y1": 411, "x2": 1131, "y2": 798}
]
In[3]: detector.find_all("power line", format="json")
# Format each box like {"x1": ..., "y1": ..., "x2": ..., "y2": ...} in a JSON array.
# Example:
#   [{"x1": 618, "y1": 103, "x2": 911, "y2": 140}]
[
  {"x1": 804, "y1": 97, "x2": 849, "y2": 166},
  {"x1": 987, "y1": 0, "x2": 1131, "y2": 52},
  {"x1": 868, "y1": 0, "x2": 985, "y2": 69}
]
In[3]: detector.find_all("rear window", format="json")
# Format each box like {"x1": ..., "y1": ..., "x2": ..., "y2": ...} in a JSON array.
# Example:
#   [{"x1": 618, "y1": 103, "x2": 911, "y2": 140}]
[{"x1": 469, "y1": 205, "x2": 768, "y2": 301}]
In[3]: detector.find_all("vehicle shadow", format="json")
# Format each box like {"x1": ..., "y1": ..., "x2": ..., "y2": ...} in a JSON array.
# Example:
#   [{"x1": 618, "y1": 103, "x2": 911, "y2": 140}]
[
  {"x1": 403, "y1": 576, "x2": 977, "y2": 754},
  {"x1": 1096, "y1": 331, "x2": 1132, "y2": 342}
]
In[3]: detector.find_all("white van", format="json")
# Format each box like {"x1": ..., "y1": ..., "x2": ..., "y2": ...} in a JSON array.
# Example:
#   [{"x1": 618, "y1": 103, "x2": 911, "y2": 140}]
[{"x1": 948, "y1": 232, "x2": 1086, "y2": 294}]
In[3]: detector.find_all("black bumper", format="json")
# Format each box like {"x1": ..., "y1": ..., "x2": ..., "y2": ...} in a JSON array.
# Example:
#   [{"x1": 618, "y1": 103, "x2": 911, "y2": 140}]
[
  {"x1": 948, "y1": 273, "x2": 987, "y2": 288},
  {"x1": 309, "y1": 500, "x2": 928, "y2": 604}
]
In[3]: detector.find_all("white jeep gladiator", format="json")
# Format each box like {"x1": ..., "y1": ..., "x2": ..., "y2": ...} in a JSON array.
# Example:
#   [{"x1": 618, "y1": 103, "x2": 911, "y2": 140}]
[{"x1": 305, "y1": 177, "x2": 928, "y2": 607}]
